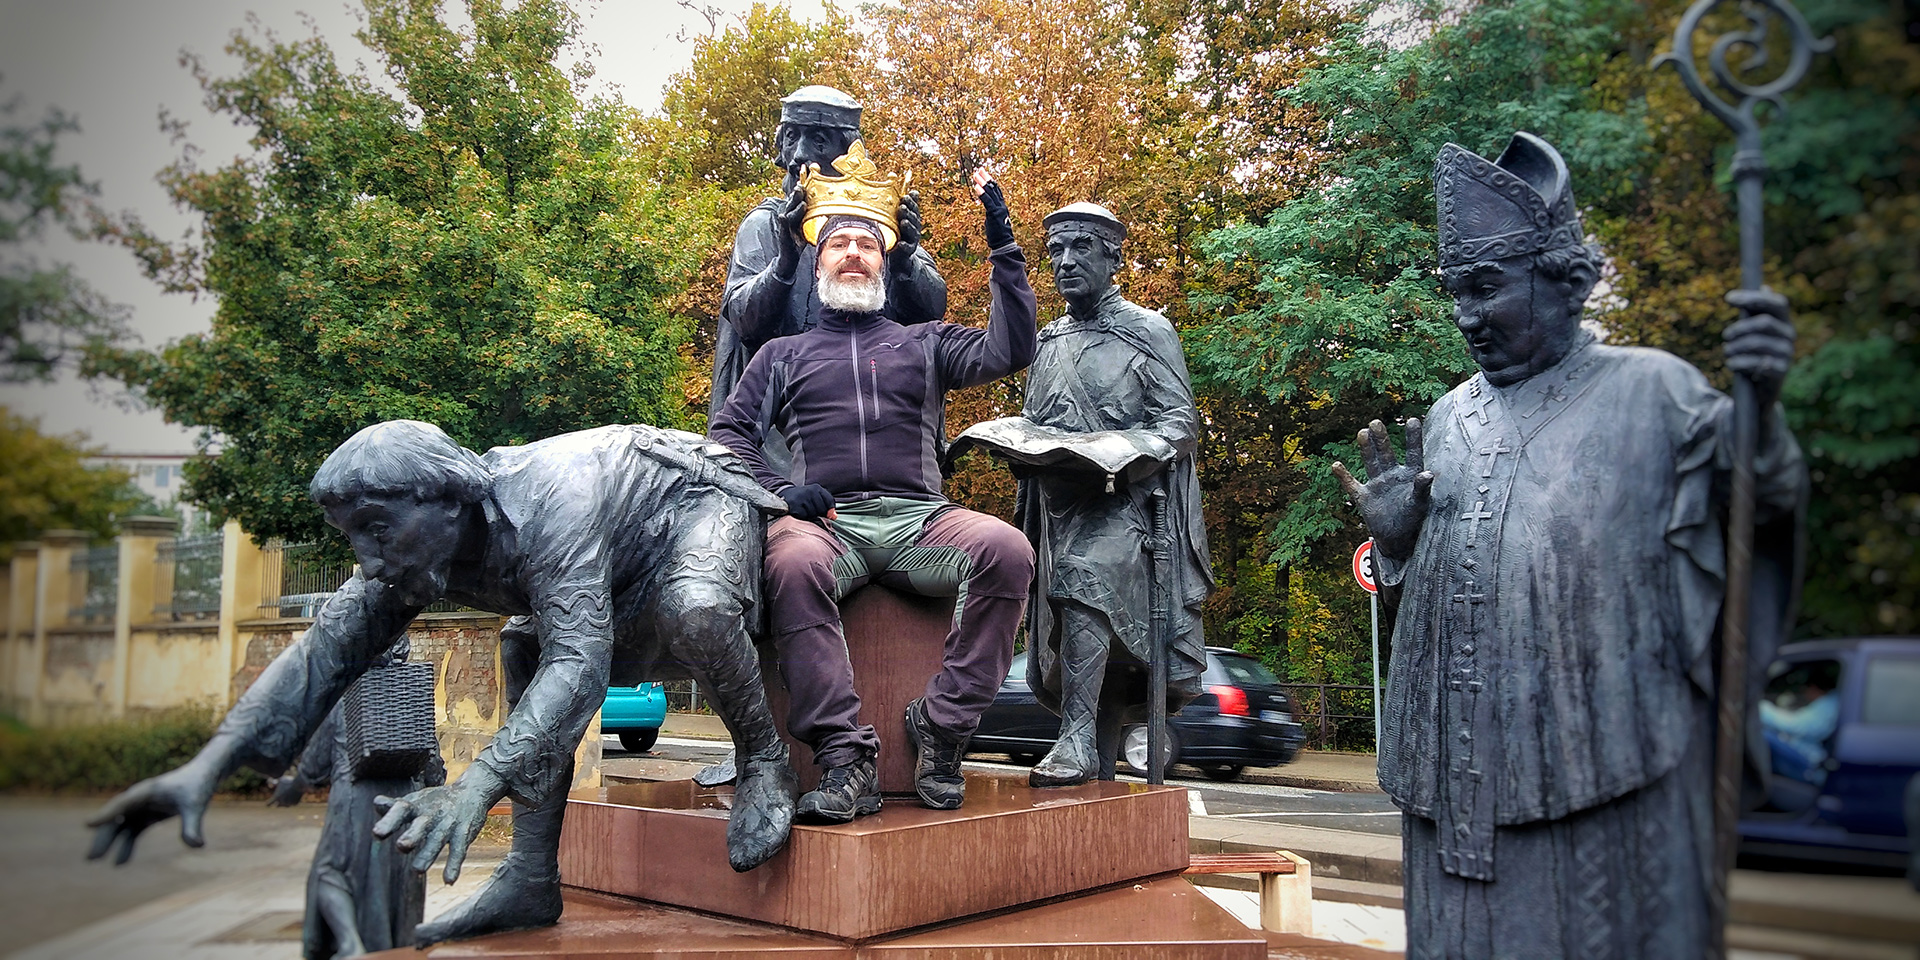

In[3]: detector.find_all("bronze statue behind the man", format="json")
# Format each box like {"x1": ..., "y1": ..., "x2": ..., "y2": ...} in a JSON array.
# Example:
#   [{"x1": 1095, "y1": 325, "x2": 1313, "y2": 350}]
[
  {"x1": 86, "y1": 421, "x2": 800, "y2": 948},
  {"x1": 1335, "y1": 132, "x2": 1806, "y2": 957},
  {"x1": 712, "y1": 85, "x2": 947, "y2": 430}
]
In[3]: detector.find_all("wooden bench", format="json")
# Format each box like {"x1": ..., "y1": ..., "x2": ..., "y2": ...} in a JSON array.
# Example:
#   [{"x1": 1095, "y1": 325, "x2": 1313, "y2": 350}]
[{"x1": 1186, "y1": 850, "x2": 1313, "y2": 934}]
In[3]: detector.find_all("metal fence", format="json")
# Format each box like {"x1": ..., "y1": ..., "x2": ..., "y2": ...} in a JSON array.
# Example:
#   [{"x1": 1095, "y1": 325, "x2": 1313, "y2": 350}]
[
  {"x1": 662, "y1": 680, "x2": 707, "y2": 714},
  {"x1": 260, "y1": 542, "x2": 355, "y2": 617},
  {"x1": 259, "y1": 541, "x2": 471, "y2": 617},
  {"x1": 1279, "y1": 682, "x2": 1378, "y2": 752},
  {"x1": 155, "y1": 535, "x2": 223, "y2": 619},
  {"x1": 70, "y1": 546, "x2": 119, "y2": 625}
]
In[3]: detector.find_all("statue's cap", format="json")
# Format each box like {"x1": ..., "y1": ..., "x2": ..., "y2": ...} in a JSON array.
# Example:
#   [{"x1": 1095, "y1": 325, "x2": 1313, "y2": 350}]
[
  {"x1": 1043, "y1": 202, "x2": 1126, "y2": 245},
  {"x1": 1434, "y1": 131, "x2": 1582, "y2": 268},
  {"x1": 781, "y1": 85, "x2": 862, "y2": 130}
]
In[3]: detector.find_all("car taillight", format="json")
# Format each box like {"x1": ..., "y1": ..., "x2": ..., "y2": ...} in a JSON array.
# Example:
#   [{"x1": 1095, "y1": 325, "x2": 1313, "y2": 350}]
[{"x1": 1210, "y1": 684, "x2": 1249, "y2": 716}]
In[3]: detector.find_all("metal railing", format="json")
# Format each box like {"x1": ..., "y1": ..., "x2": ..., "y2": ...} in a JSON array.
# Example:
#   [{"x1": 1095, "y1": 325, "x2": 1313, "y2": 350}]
[
  {"x1": 662, "y1": 680, "x2": 707, "y2": 714},
  {"x1": 1278, "y1": 682, "x2": 1377, "y2": 752},
  {"x1": 70, "y1": 546, "x2": 119, "y2": 625},
  {"x1": 259, "y1": 541, "x2": 472, "y2": 617},
  {"x1": 155, "y1": 535, "x2": 223, "y2": 619},
  {"x1": 260, "y1": 542, "x2": 355, "y2": 617}
]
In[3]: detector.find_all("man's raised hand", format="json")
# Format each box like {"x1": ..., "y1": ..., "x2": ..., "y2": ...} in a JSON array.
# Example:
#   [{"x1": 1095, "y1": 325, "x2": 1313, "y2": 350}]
[
  {"x1": 86, "y1": 761, "x2": 218, "y2": 866},
  {"x1": 894, "y1": 190, "x2": 923, "y2": 261},
  {"x1": 1331, "y1": 418, "x2": 1433, "y2": 562},
  {"x1": 971, "y1": 168, "x2": 1014, "y2": 250}
]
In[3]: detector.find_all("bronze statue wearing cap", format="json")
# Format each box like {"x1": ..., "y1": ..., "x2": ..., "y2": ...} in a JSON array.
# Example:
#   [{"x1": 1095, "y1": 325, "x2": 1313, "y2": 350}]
[
  {"x1": 967, "y1": 202, "x2": 1214, "y2": 787},
  {"x1": 711, "y1": 86, "x2": 948, "y2": 438}
]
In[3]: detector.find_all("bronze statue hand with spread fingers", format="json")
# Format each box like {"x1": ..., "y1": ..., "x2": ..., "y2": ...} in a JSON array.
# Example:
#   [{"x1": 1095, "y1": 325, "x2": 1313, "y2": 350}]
[{"x1": 88, "y1": 421, "x2": 799, "y2": 948}]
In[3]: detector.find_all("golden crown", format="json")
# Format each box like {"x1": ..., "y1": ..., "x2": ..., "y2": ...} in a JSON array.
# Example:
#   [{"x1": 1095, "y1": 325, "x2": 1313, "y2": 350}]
[{"x1": 799, "y1": 140, "x2": 909, "y2": 251}]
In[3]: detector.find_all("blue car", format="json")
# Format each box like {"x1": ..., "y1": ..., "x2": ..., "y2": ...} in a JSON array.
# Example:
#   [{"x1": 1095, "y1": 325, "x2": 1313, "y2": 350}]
[
  {"x1": 602, "y1": 681, "x2": 667, "y2": 753},
  {"x1": 1740, "y1": 636, "x2": 1920, "y2": 869}
]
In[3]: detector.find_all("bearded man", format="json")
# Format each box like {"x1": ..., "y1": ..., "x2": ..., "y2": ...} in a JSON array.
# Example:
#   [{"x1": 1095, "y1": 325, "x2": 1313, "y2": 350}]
[
  {"x1": 1336, "y1": 132, "x2": 1805, "y2": 958},
  {"x1": 711, "y1": 85, "x2": 947, "y2": 429},
  {"x1": 710, "y1": 166, "x2": 1036, "y2": 821}
]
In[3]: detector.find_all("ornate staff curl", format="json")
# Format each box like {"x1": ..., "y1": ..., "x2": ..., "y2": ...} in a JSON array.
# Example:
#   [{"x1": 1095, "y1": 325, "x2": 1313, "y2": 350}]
[{"x1": 1654, "y1": 3, "x2": 1829, "y2": 957}]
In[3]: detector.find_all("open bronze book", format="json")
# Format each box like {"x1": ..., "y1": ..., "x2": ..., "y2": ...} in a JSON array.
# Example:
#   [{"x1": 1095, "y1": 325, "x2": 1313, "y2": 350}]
[{"x1": 950, "y1": 417, "x2": 1172, "y2": 490}]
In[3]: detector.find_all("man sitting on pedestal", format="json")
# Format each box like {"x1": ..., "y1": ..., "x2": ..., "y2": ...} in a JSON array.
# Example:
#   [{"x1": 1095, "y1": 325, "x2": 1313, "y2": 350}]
[{"x1": 710, "y1": 157, "x2": 1037, "y2": 820}]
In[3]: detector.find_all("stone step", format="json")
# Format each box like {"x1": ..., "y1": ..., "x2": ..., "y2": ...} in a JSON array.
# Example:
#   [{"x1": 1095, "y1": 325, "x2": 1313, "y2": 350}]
[
  {"x1": 1729, "y1": 870, "x2": 1920, "y2": 946},
  {"x1": 1189, "y1": 817, "x2": 1403, "y2": 886},
  {"x1": 1727, "y1": 923, "x2": 1920, "y2": 960},
  {"x1": 1186, "y1": 871, "x2": 1403, "y2": 909}
]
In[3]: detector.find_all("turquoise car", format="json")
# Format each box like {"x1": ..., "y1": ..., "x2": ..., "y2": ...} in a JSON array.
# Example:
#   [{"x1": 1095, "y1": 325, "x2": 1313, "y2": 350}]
[{"x1": 602, "y1": 681, "x2": 667, "y2": 752}]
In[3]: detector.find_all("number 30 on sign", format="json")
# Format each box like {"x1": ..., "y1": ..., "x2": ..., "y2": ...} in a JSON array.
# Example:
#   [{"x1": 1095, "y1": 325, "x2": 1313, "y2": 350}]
[{"x1": 1353, "y1": 539, "x2": 1377, "y2": 594}]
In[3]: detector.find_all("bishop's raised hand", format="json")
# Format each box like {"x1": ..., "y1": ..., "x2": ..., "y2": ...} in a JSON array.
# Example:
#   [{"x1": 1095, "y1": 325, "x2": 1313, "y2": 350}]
[{"x1": 1332, "y1": 418, "x2": 1433, "y2": 563}]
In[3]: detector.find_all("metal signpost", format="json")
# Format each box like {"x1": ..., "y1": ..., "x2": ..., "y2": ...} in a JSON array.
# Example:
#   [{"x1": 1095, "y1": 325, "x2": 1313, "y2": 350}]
[
  {"x1": 1353, "y1": 539, "x2": 1381, "y2": 748},
  {"x1": 1655, "y1": 3, "x2": 1828, "y2": 954}
]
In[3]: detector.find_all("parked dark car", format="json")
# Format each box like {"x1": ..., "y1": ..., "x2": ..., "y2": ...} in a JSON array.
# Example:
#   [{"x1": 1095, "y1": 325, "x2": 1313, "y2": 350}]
[
  {"x1": 968, "y1": 647, "x2": 1306, "y2": 781},
  {"x1": 1740, "y1": 636, "x2": 1920, "y2": 870}
]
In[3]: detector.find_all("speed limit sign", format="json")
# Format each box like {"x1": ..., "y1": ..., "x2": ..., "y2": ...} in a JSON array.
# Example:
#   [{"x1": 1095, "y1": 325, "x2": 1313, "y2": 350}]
[{"x1": 1353, "y1": 539, "x2": 1377, "y2": 594}]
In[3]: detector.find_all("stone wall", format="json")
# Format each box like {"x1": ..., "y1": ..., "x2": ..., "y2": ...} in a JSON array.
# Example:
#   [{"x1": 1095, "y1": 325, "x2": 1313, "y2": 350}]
[{"x1": 1, "y1": 519, "x2": 597, "y2": 788}]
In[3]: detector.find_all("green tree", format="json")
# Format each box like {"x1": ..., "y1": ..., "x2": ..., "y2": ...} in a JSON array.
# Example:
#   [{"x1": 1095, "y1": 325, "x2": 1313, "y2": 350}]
[
  {"x1": 88, "y1": 0, "x2": 717, "y2": 547},
  {"x1": 1193, "y1": 0, "x2": 1920, "y2": 654},
  {"x1": 0, "y1": 408, "x2": 155, "y2": 551},
  {"x1": 1, "y1": 86, "x2": 128, "y2": 382}
]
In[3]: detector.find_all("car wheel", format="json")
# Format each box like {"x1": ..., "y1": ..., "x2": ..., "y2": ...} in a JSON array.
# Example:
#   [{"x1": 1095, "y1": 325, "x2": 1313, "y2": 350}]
[
  {"x1": 1121, "y1": 723, "x2": 1177, "y2": 774},
  {"x1": 1009, "y1": 751, "x2": 1042, "y2": 766},
  {"x1": 1201, "y1": 764, "x2": 1244, "y2": 782},
  {"x1": 618, "y1": 728, "x2": 659, "y2": 753}
]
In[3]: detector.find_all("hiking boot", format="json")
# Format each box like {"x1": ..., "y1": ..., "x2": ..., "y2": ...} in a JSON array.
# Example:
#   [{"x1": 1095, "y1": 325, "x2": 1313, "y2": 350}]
[
  {"x1": 794, "y1": 756, "x2": 881, "y2": 824},
  {"x1": 905, "y1": 698, "x2": 968, "y2": 810}
]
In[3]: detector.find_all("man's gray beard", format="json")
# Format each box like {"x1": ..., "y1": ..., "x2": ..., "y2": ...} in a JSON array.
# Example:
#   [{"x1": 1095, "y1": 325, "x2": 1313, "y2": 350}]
[{"x1": 818, "y1": 271, "x2": 887, "y2": 313}]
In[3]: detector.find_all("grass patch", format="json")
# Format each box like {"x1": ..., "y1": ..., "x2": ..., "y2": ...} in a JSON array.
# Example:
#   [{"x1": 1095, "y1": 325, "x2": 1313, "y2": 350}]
[{"x1": 0, "y1": 706, "x2": 269, "y2": 795}]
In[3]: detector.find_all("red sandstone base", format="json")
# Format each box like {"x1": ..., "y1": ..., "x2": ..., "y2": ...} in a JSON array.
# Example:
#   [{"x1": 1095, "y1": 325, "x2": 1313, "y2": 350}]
[
  {"x1": 762, "y1": 586, "x2": 955, "y2": 795},
  {"x1": 556, "y1": 773, "x2": 1187, "y2": 940},
  {"x1": 371, "y1": 876, "x2": 1268, "y2": 959}
]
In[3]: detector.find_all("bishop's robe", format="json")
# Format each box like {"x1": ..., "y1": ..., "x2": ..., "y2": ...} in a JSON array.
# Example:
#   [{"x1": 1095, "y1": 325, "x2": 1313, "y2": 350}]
[{"x1": 1376, "y1": 335, "x2": 1805, "y2": 958}]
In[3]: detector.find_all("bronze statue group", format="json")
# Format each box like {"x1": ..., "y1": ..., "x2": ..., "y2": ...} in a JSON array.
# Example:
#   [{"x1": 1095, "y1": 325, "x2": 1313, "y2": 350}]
[{"x1": 84, "y1": 86, "x2": 1804, "y2": 960}]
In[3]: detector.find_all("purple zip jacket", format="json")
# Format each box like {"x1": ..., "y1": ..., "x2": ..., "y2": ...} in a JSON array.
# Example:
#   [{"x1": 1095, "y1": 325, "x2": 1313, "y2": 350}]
[{"x1": 710, "y1": 242, "x2": 1038, "y2": 501}]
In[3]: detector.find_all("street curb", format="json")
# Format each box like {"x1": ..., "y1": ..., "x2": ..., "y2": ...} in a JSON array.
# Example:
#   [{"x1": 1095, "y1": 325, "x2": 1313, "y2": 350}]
[{"x1": 1240, "y1": 770, "x2": 1384, "y2": 793}]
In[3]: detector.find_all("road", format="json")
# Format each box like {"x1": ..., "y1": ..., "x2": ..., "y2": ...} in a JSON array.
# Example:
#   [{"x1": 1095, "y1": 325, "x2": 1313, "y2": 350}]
[{"x1": 613, "y1": 734, "x2": 1405, "y2": 836}]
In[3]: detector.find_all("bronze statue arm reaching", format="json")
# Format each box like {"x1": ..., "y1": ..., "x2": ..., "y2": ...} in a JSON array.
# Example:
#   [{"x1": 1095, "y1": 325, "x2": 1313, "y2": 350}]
[
  {"x1": 86, "y1": 574, "x2": 421, "y2": 865},
  {"x1": 373, "y1": 579, "x2": 615, "y2": 885}
]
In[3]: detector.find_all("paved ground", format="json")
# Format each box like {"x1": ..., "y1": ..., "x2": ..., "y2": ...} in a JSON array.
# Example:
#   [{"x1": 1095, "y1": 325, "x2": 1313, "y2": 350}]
[
  {"x1": 0, "y1": 795, "x2": 503, "y2": 960},
  {"x1": 3, "y1": 719, "x2": 1908, "y2": 960},
  {"x1": 661, "y1": 712, "x2": 1387, "y2": 793}
]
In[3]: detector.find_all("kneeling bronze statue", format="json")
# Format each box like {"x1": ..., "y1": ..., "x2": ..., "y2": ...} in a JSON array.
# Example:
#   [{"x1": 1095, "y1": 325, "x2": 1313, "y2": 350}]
[{"x1": 87, "y1": 421, "x2": 798, "y2": 948}]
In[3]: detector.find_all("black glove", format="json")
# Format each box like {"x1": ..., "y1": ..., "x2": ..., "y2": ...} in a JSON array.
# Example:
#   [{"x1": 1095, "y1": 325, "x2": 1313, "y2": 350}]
[
  {"x1": 779, "y1": 483, "x2": 836, "y2": 520},
  {"x1": 893, "y1": 190, "x2": 923, "y2": 262},
  {"x1": 979, "y1": 180, "x2": 1014, "y2": 250}
]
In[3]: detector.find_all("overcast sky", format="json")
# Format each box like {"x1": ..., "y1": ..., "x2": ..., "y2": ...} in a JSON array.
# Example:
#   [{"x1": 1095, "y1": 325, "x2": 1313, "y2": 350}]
[{"x1": 0, "y1": 0, "x2": 825, "y2": 453}]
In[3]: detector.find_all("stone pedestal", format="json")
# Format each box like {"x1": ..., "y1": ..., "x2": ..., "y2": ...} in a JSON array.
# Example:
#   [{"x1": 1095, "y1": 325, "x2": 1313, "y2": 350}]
[
  {"x1": 376, "y1": 877, "x2": 1266, "y2": 958},
  {"x1": 762, "y1": 586, "x2": 954, "y2": 795},
  {"x1": 556, "y1": 774, "x2": 1187, "y2": 940}
]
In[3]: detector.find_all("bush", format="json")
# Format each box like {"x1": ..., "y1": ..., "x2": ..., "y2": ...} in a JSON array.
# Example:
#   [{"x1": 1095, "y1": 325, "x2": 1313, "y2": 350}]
[{"x1": 0, "y1": 706, "x2": 269, "y2": 795}]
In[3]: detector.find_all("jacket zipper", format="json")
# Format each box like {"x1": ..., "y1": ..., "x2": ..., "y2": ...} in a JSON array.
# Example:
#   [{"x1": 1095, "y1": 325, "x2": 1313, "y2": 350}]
[{"x1": 850, "y1": 326, "x2": 869, "y2": 485}]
